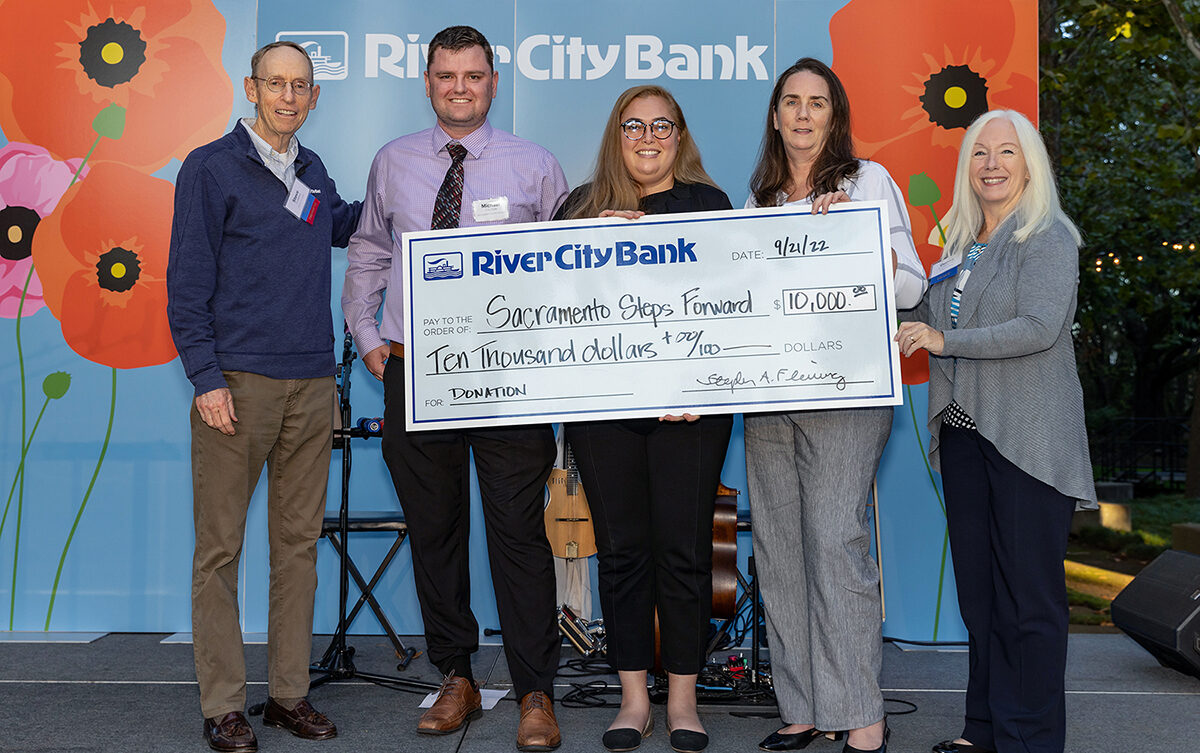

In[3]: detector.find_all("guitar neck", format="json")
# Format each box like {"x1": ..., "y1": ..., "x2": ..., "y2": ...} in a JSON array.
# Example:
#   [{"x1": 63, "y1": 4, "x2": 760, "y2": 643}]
[{"x1": 565, "y1": 444, "x2": 581, "y2": 495}]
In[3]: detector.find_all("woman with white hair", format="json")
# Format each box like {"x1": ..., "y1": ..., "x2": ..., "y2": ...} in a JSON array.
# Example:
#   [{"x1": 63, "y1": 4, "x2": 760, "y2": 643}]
[{"x1": 896, "y1": 109, "x2": 1096, "y2": 753}]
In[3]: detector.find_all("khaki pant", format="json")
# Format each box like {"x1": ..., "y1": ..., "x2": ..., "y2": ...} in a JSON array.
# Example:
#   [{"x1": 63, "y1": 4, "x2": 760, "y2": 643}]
[{"x1": 190, "y1": 371, "x2": 333, "y2": 718}]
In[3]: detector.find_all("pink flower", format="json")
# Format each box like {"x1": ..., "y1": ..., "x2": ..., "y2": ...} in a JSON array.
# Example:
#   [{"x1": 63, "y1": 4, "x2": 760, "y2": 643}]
[{"x1": 0, "y1": 142, "x2": 88, "y2": 318}]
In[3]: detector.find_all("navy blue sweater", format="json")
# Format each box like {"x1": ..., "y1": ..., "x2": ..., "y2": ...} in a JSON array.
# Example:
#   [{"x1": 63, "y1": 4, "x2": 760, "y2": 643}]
[{"x1": 167, "y1": 125, "x2": 361, "y2": 396}]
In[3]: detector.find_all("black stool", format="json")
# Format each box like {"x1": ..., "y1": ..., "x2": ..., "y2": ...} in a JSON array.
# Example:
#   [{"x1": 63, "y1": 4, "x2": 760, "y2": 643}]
[{"x1": 317, "y1": 511, "x2": 416, "y2": 668}]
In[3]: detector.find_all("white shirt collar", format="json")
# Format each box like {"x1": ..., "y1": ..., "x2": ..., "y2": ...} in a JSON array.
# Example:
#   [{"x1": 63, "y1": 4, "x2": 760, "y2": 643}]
[{"x1": 240, "y1": 118, "x2": 298, "y2": 168}]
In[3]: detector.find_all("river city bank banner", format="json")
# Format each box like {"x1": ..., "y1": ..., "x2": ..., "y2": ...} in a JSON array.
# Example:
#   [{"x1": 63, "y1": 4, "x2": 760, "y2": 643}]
[{"x1": 0, "y1": 0, "x2": 1036, "y2": 642}]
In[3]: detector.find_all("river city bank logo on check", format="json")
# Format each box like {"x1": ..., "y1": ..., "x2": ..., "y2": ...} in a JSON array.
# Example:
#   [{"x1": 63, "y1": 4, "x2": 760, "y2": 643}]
[
  {"x1": 423, "y1": 252, "x2": 464, "y2": 281},
  {"x1": 275, "y1": 31, "x2": 349, "y2": 80}
]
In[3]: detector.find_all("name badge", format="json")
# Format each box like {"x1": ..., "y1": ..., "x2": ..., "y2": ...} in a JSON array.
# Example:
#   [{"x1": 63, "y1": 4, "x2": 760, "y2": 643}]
[
  {"x1": 472, "y1": 196, "x2": 509, "y2": 223},
  {"x1": 929, "y1": 255, "x2": 960, "y2": 284},
  {"x1": 285, "y1": 177, "x2": 319, "y2": 225}
]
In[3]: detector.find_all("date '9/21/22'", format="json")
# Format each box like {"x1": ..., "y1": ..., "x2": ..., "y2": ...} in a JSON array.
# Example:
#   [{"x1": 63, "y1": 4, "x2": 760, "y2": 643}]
[{"x1": 774, "y1": 233, "x2": 830, "y2": 257}]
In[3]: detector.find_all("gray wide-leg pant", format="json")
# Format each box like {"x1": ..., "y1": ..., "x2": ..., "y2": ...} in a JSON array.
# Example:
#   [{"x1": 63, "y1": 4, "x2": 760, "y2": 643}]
[{"x1": 744, "y1": 406, "x2": 891, "y2": 730}]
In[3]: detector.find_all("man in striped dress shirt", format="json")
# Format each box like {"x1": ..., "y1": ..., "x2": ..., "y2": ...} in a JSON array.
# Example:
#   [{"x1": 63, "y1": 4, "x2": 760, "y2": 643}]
[{"x1": 341, "y1": 25, "x2": 568, "y2": 752}]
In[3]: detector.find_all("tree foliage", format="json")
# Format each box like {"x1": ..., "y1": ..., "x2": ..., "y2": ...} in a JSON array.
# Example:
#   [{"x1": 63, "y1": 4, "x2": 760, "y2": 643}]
[{"x1": 1042, "y1": 0, "x2": 1200, "y2": 425}]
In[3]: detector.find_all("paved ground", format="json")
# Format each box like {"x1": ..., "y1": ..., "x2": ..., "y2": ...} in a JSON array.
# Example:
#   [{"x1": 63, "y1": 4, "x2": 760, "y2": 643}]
[{"x1": 1, "y1": 632, "x2": 1197, "y2": 752}]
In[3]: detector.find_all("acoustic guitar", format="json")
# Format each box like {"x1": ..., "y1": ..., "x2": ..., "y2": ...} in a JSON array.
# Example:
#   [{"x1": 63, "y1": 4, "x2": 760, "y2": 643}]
[
  {"x1": 543, "y1": 445, "x2": 597, "y2": 560},
  {"x1": 710, "y1": 482, "x2": 739, "y2": 620},
  {"x1": 652, "y1": 482, "x2": 739, "y2": 673},
  {"x1": 543, "y1": 448, "x2": 740, "y2": 669}
]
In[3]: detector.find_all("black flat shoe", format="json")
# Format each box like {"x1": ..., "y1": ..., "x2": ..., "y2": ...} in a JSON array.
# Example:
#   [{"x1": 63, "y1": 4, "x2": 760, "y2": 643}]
[
  {"x1": 602, "y1": 714, "x2": 653, "y2": 752},
  {"x1": 843, "y1": 723, "x2": 889, "y2": 753},
  {"x1": 932, "y1": 740, "x2": 994, "y2": 753},
  {"x1": 669, "y1": 728, "x2": 709, "y2": 753},
  {"x1": 759, "y1": 727, "x2": 845, "y2": 751}
]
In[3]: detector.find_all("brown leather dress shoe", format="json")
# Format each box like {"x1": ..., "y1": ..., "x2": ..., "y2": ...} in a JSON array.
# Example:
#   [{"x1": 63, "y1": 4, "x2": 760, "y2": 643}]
[
  {"x1": 517, "y1": 691, "x2": 562, "y2": 752},
  {"x1": 263, "y1": 697, "x2": 337, "y2": 740},
  {"x1": 204, "y1": 711, "x2": 257, "y2": 752},
  {"x1": 417, "y1": 674, "x2": 483, "y2": 735}
]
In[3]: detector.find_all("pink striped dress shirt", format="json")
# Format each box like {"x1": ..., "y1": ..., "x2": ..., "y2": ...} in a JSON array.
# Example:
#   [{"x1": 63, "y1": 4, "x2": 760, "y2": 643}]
[{"x1": 342, "y1": 120, "x2": 568, "y2": 356}]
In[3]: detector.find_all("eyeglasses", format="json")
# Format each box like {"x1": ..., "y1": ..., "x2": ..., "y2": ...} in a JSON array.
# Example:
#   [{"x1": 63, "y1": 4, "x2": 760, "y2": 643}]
[
  {"x1": 252, "y1": 76, "x2": 314, "y2": 96},
  {"x1": 620, "y1": 118, "x2": 676, "y2": 141}
]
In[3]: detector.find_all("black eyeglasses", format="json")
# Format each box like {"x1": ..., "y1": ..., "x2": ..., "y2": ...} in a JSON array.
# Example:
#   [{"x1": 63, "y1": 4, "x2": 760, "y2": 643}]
[
  {"x1": 252, "y1": 76, "x2": 314, "y2": 96},
  {"x1": 620, "y1": 118, "x2": 676, "y2": 141}
]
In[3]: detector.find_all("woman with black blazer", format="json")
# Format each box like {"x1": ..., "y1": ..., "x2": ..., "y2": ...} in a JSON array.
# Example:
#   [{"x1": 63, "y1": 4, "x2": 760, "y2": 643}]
[
  {"x1": 554, "y1": 84, "x2": 733, "y2": 753},
  {"x1": 896, "y1": 109, "x2": 1096, "y2": 753}
]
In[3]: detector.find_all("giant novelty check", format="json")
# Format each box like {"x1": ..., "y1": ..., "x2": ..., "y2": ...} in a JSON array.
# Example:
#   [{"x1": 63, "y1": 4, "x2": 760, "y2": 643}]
[{"x1": 401, "y1": 200, "x2": 903, "y2": 430}]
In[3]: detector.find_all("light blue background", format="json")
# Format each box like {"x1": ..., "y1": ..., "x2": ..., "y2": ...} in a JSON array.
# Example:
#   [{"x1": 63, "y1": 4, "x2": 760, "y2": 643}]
[{"x1": 0, "y1": 0, "x2": 964, "y2": 645}]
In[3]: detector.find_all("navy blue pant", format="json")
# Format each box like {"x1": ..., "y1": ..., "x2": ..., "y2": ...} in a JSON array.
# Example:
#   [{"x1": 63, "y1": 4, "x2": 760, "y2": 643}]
[
  {"x1": 380, "y1": 358, "x2": 560, "y2": 698},
  {"x1": 940, "y1": 425, "x2": 1075, "y2": 753}
]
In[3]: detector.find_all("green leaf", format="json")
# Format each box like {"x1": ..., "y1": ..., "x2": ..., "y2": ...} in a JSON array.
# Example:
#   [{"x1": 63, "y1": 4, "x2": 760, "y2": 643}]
[
  {"x1": 91, "y1": 104, "x2": 126, "y2": 140},
  {"x1": 1155, "y1": 123, "x2": 1190, "y2": 141},
  {"x1": 907, "y1": 172, "x2": 942, "y2": 207},
  {"x1": 41, "y1": 372, "x2": 71, "y2": 400}
]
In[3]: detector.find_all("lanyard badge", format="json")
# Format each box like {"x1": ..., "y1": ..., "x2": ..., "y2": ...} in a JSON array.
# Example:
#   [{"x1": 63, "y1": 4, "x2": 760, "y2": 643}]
[{"x1": 285, "y1": 177, "x2": 319, "y2": 225}]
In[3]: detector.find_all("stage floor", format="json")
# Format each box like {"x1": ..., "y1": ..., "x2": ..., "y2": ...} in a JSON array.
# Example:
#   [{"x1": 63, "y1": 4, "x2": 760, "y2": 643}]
[{"x1": 1, "y1": 631, "x2": 1196, "y2": 752}]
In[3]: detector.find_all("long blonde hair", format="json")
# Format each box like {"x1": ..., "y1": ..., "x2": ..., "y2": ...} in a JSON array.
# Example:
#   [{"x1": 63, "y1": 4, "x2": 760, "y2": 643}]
[
  {"x1": 563, "y1": 85, "x2": 718, "y2": 219},
  {"x1": 941, "y1": 109, "x2": 1080, "y2": 257}
]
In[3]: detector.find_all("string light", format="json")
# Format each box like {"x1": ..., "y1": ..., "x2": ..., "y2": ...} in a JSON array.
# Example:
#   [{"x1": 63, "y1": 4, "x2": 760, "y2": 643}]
[{"x1": 1091, "y1": 241, "x2": 1195, "y2": 273}]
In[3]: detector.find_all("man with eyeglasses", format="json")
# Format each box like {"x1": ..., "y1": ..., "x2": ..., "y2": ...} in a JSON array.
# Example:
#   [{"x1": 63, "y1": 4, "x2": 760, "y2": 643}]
[
  {"x1": 342, "y1": 24, "x2": 567, "y2": 752},
  {"x1": 168, "y1": 40, "x2": 360, "y2": 753}
]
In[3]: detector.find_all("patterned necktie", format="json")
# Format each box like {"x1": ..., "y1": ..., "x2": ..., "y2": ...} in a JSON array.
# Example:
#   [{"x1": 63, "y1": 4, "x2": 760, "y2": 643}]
[{"x1": 431, "y1": 142, "x2": 468, "y2": 230}]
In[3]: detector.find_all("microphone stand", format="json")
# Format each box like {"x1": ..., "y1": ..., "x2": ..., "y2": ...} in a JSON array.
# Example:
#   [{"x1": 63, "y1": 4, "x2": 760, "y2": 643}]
[{"x1": 307, "y1": 328, "x2": 435, "y2": 695}]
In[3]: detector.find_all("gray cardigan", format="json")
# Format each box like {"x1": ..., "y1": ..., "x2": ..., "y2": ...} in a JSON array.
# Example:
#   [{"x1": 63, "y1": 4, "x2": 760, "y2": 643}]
[{"x1": 905, "y1": 217, "x2": 1097, "y2": 507}]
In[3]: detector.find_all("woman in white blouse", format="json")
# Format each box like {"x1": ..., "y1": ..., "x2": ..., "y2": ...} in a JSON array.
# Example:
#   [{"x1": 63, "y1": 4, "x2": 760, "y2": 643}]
[{"x1": 742, "y1": 57, "x2": 926, "y2": 753}]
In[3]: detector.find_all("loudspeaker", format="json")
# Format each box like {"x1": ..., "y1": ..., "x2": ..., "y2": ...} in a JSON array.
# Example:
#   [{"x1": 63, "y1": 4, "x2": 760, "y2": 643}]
[{"x1": 1111, "y1": 549, "x2": 1200, "y2": 679}]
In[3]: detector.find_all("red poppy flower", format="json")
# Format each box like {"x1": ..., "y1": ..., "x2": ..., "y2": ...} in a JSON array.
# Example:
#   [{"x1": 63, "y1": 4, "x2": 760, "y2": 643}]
[
  {"x1": 31, "y1": 162, "x2": 176, "y2": 368},
  {"x1": 830, "y1": 0, "x2": 1038, "y2": 384},
  {"x1": 0, "y1": 0, "x2": 232, "y2": 172}
]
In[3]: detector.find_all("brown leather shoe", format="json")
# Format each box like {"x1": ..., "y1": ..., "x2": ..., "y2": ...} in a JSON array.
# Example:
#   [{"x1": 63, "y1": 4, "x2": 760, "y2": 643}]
[
  {"x1": 263, "y1": 697, "x2": 337, "y2": 740},
  {"x1": 517, "y1": 691, "x2": 561, "y2": 752},
  {"x1": 204, "y1": 711, "x2": 257, "y2": 752},
  {"x1": 417, "y1": 673, "x2": 483, "y2": 735}
]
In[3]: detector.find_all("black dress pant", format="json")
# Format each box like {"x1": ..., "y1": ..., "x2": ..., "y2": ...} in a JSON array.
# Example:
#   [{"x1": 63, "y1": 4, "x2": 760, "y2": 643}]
[
  {"x1": 566, "y1": 415, "x2": 733, "y2": 674},
  {"x1": 940, "y1": 425, "x2": 1076, "y2": 753},
  {"x1": 381, "y1": 358, "x2": 560, "y2": 698}
]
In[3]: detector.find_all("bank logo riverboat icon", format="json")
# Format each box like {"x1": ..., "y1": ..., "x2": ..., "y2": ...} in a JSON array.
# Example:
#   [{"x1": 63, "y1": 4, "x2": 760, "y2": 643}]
[
  {"x1": 274, "y1": 31, "x2": 349, "y2": 80},
  {"x1": 423, "y1": 252, "x2": 464, "y2": 280}
]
